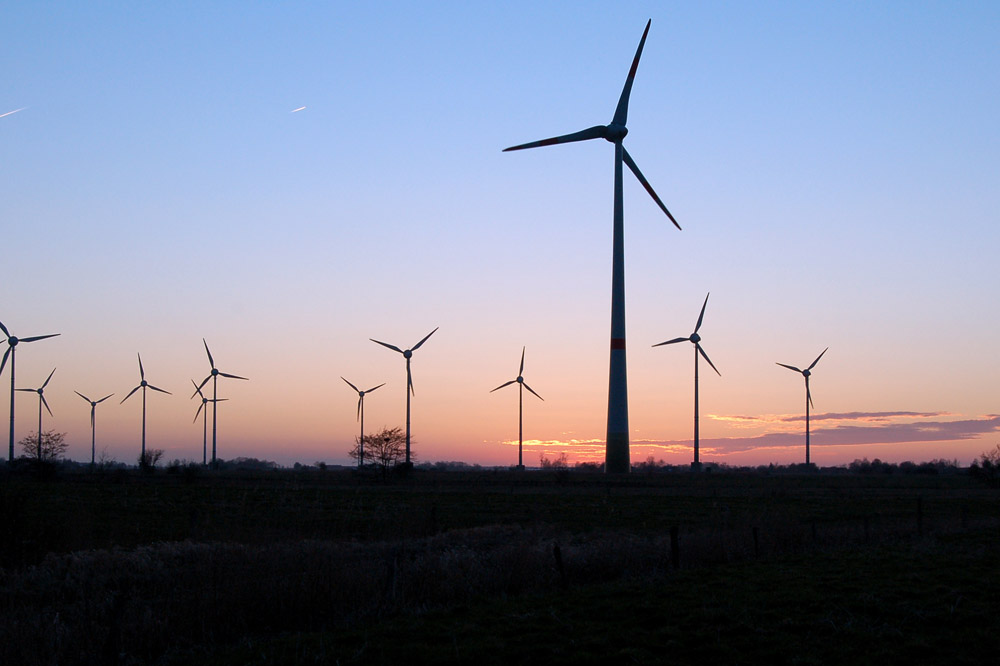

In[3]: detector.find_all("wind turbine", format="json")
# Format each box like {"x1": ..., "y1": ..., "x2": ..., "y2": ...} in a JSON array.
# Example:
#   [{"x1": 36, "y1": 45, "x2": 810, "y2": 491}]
[
  {"x1": 195, "y1": 339, "x2": 247, "y2": 467},
  {"x1": 370, "y1": 327, "x2": 438, "y2": 466},
  {"x1": 504, "y1": 20, "x2": 680, "y2": 473},
  {"x1": 490, "y1": 347, "x2": 543, "y2": 470},
  {"x1": 15, "y1": 368, "x2": 55, "y2": 461},
  {"x1": 74, "y1": 390, "x2": 114, "y2": 465},
  {"x1": 120, "y1": 354, "x2": 171, "y2": 461},
  {"x1": 191, "y1": 380, "x2": 226, "y2": 466},
  {"x1": 777, "y1": 348, "x2": 828, "y2": 466},
  {"x1": 1, "y1": 319, "x2": 59, "y2": 462},
  {"x1": 652, "y1": 293, "x2": 720, "y2": 469},
  {"x1": 341, "y1": 377, "x2": 385, "y2": 468}
]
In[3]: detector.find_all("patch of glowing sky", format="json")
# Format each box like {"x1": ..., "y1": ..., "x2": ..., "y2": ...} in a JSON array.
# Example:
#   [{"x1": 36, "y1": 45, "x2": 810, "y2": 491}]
[{"x1": 2, "y1": 2, "x2": 998, "y2": 466}]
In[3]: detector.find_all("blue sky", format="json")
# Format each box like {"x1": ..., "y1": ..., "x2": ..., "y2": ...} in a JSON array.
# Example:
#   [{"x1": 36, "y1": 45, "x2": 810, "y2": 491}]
[{"x1": 2, "y1": 2, "x2": 998, "y2": 466}]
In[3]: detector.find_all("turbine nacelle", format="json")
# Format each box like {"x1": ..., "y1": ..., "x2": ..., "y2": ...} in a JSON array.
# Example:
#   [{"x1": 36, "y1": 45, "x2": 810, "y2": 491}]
[
  {"x1": 516, "y1": 376, "x2": 524, "y2": 384},
  {"x1": 141, "y1": 380, "x2": 148, "y2": 387},
  {"x1": 8, "y1": 336, "x2": 18, "y2": 346},
  {"x1": 802, "y1": 369, "x2": 811, "y2": 377},
  {"x1": 690, "y1": 332, "x2": 701, "y2": 344},
  {"x1": 604, "y1": 124, "x2": 628, "y2": 142},
  {"x1": 211, "y1": 368, "x2": 219, "y2": 377},
  {"x1": 403, "y1": 350, "x2": 413, "y2": 359}
]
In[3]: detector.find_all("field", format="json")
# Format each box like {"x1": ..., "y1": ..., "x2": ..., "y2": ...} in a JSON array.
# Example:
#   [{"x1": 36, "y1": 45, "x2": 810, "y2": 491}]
[{"x1": 1, "y1": 466, "x2": 998, "y2": 664}]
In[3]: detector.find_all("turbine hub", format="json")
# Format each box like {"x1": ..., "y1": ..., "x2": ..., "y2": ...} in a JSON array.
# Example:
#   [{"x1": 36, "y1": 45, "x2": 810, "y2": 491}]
[
  {"x1": 516, "y1": 376, "x2": 523, "y2": 383},
  {"x1": 690, "y1": 333, "x2": 701, "y2": 344},
  {"x1": 803, "y1": 369, "x2": 811, "y2": 377},
  {"x1": 211, "y1": 368, "x2": 219, "y2": 376},
  {"x1": 359, "y1": 391, "x2": 365, "y2": 397},
  {"x1": 403, "y1": 350, "x2": 412, "y2": 359},
  {"x1": 9, "y1": 336, "x2": 18, "y2": 346},
  {"x1": 604, "y1": 124, "x2": 628, "y2": 142},
  {"x1": 141, "y1": 380, "x2": 148, "y2": 387}
]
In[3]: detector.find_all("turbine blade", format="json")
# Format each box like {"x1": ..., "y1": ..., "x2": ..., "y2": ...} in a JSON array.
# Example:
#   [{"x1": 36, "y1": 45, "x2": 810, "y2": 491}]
[
  {"x1": 148, "y1": 384, "x2": 171, "y2": 395},
  {"x1": 612, "y1": 19, "x2": 651, "y2": 126},
  {"x1": 197, "y1": 376, "x2": 211, "y2": 391},
  {"x1": 0, "y1": 320, "x2": 8, "y2": 337},
  {"x1": 41, "y1": 367, "x2": 55, "y2": 389},
  {"x1": 20, "y1": 333, "x2": 60, "y2": 343},
  {"x1": 41, "y1": 394, "x2": 53, "y2": 417},
  {"x1": 74, "y1": 390, "x2": 91, "y2": 403},
  {"x1": 490, "y1": 379, "x2": 517, "y2": 393},
  {"x1": 411, "y1": 327, "x2": 439, "y2": 351},
  {"x1": 357, "y1": 396, "x2": 362, "y2": 421},
  {"x1": 97, "y1": 393, "x2": 114, "y2": 403},
  {"x1": 365, "y1": 383, "x2": 386, "y2": 393},
  {"x1": 191, "y1": 379, "x2": 204, "y2": 400},
  {"x1": 776, "y1": 363, "x2": 803, "y2": 374},
  {"x1": 341, "y1": 377, "x2": 360, "y2": 393},
  {"x1": 121, "y1": 385, "x2": 141, "y2": 403},
  {"x1": 215, "y1": 398, "x2": 229, "y2": 402},
  {"x1": 91, "y1": 407, "x2": 95, "y2": 428},
  {"x1": 407, "y1": 364, "x2": 414, "y2": 396},
  {"x1": 503, "y1": 125, "x2": 606, "y2": 152},
  {"x1": 14, "y1": 388, "x2": 34, "y2": 393},
  {"x1": 806, "y1": 376, "x2": 814, "y2": 409},
  {"x1": 697, "y1": 344, "x2": 721, "y2": 377},
  {"x1": 203, "y1": 338, "x2": 215, "y2": 369},
  {"x1": 652, "y1": 337, "x2": 689, "y2": 347},
  {"x1": 194, "y1": 402, "x2": 204, "y2": 422},
  {"x1": 219, "y1": 372, "x2": 248, "y2": 380},
  {"x1": 695, "y1": 293, "x2": 710, "y2": 333},
  {"x1": 523, "y1": 382, "x2": 544, "y2": 401},
  {"x1": 519, "y1": 347, "x2": 525, "y2": 375},
  {"x1": 807, "y1": 347, "x2": 829, "y2": 371},
  {"x1": 622, "y1": 147, "x2": 680, "y2": 229},
  {"x1": 371, "y1": 339, "x2": 404, "y2": 354},
  {"x1": 137, "y1": 354, "x2": 145, "y2": 380},
  {"x1": 0, "y1": 346, "x2": 9, "y2": 376}
]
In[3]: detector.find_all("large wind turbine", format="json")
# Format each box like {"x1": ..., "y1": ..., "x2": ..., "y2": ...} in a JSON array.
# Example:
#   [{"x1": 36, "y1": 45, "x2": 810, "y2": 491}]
[
  {"x1": 504, "y1": 20, "x2": 680, "y2": 473},
  {"x1": 370, "y1": 327, "x2": 438, "y2": 467},
  {"x1": 1, "y1": 319, "x2": 59, "y2": 462},
  {"x1": 777, "y1": 348, "x2": 828, "y2": 465},
  {"x1": 74, "y1": 390, "x2": 114, "y2": 465},
  {"x1": 341, "y1": 377, "x2": 385, "y2": 468},
  {"x1": 191, "y1": 380, "x2": 226, "y2": 466},
  {"x1": 195, "y1": 339, "x2": 247, "y2": 467},
  {"x1": 652, "y1": 293, "x2": 720, "y2": 469},
  {"x1": 490, "y1": 347, "x2": 543, "y2": 470},
  {"x1": 15, "y1": 368, "x2": 56, "y2": 461},
  {"x1": 121, "y1": 354, "x2": 171, "y2": 460}
]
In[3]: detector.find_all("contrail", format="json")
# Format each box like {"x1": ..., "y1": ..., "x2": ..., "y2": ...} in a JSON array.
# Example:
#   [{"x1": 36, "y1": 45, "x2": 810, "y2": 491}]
[
  {"x1": 291, "y1": 106, "x2": 306, "y2": 113},
  {"x1": 0, "y1": 107, "x2": 26, "y2": 119}
]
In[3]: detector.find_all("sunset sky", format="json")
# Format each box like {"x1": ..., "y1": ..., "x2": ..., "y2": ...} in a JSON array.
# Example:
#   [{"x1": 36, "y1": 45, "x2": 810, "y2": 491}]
[{"x1": 3, "y1": 2, "x2": 998, "y2": 468}]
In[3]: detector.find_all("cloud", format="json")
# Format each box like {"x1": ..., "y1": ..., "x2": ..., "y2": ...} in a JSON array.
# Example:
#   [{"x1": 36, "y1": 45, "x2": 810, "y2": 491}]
[
  {"x1": 782, "y1": 411, "x2": 948, "y2": 423},
  {"x1": 0, "y1": 107, "x2": 26, "y2": 119}
]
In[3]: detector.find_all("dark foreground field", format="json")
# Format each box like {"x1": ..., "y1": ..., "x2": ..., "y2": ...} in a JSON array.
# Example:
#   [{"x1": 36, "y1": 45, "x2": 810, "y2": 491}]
[{"x1": 2, "y1": 467, "x2": 998, "y2": 664}]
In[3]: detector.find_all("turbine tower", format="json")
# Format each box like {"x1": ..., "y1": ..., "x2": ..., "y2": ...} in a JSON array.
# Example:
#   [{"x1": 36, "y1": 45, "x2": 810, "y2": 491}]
[
  {"x1": 74, "y1": 390, "x2": 114, "y2": 465},
  {"x1": 191, "y1": 380, "x2": 226, "y2": 466},
  {"x1": 370, "y1": 327, "x2": 438, "y2": 467},
  {"x1": 504, "y1": 20, "x2": 680, "y2": 473},
  {"x1": 15, "y1": 368, "x2": 55, "y2": 461},
  {"x1": 652, "y1": 293, "x2": 720, "y2": 469},
  {"x1": 777, "y1": 348, "x2": 828, "y2": 466},
  {"x1": 195, "y1": 339, "x2": 247, "y2": 467},
  {"x1": 121, "y1": 354, "x2": 171, "y2": 460},
  {"x1": 342, "y1": 377, "x2": 385, "y2": 468},
  {"x1": 490, "y1": 347, "x2": 544, "y2": 470},
  {"x1": 1, "y1": 319, "x2": 59, "y2": 462}
]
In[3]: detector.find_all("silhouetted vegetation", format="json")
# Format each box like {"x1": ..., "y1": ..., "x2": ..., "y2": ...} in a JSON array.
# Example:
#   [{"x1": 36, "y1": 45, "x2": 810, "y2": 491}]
[{"x1": 17, "y1": 429, "x2": 67, "y2": 462}]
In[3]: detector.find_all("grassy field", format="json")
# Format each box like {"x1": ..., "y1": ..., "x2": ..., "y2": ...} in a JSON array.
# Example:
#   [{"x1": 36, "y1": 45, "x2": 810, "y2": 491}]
[{"x1": 1, "y1": 466, "x2": 997, "y2": 664}]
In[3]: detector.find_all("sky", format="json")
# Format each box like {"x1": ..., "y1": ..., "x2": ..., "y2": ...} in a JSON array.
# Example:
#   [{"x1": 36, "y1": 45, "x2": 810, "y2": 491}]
[{"x1": 2, "y1": 1, "x2": 998, "y2": 468}]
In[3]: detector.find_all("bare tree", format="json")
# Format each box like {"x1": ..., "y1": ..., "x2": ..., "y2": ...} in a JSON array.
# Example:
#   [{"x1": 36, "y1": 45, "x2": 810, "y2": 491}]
[
  {"x1": 138, "y1": 448, "x2": 165, "y2": 472},
  {"x1": 349, "y1": 426, "x2": 408, "y2": 476},
  {"x1": 18, "y1": 430, "x2": 68, "y2": 462}
]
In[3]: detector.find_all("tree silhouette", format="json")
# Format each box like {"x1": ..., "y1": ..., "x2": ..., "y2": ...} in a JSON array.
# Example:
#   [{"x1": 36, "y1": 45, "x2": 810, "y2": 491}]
[{"x1": 18, "y1": 430, "x2": 67, "y2": 462}]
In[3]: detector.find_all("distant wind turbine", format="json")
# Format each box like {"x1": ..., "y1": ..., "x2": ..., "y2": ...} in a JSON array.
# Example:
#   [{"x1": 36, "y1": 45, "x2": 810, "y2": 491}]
[
  {"x1": 490, "y1": 347, "x2": 543, "y2": 470},
  {"x1": 342, "y1": 377, "x2": 385, "y2": 468},
  {"x1": 16, "y1": 368, "x2": 56, "y2": 461},
  {"x1": 191, "y1": 380, "x2": 226, "y2": 466},
  {"x1": 1, "y1": 319, "x2": 60, "y2": 462},
  {"x1": 370, "y1": 327, "x2": 438, "y2": 467},
  {"x1": 74, "y1": 390, "x2": 114, "y2": 465},
  {"x1": 121, "y1": 354, "x2": 171, "y2": 460},
  {"x1": 653, "y1": 293, "x2": 721, "y2": 469},
  {"x1": 777, "y1": 348, "x2": 828, "y2": 465},
  {"x1": 195, "y1": 339, "x2": 247, "y2": 467},
  {"x1": 504, "y1": 19, "x2": 680, "y2": 473}
]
